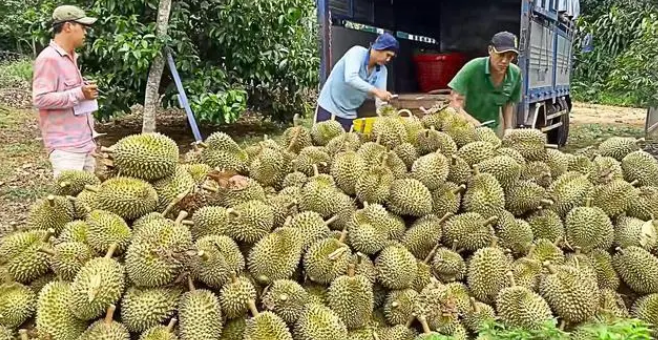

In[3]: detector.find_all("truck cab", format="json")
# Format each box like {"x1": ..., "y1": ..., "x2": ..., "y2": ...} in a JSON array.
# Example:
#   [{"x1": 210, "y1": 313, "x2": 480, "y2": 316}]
[{"x1": 317, "y1": 0, "x2": 580, "y2": 146}]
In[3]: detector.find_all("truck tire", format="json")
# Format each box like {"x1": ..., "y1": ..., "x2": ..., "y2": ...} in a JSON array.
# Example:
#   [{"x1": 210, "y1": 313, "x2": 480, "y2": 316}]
[{"x1": 547, "y1": 100, "x2": 570, "y2": 147}]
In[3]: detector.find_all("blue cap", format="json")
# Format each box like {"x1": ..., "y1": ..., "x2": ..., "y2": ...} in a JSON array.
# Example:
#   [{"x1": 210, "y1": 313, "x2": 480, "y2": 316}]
[{"x1": 372, "y1": 33, "x2": 399, "y2": 53}]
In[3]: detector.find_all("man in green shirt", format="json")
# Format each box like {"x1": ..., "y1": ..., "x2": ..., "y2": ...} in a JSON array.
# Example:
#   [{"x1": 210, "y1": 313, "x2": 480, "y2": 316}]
[{"x1": 447, "y1": 31, "x2": 523, "y2": 137}]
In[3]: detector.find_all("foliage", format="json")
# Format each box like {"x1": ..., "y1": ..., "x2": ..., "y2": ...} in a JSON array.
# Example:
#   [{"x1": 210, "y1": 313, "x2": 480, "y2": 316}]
[
  {"x1": 0, "y1": 58, "x2": 33, "y2": 88},
  {"x1": 0, "y1": 0, "x2": 319, "y2": 124},
  {"x1": 571, "y1": 316, "x2": 653, "y2": 339},
  {"x1": 477, "y1": 319, "x2": 570, "y2": 340},
  {"x1": 572, "y1": 0, "x2": 658, "y2": 107}
]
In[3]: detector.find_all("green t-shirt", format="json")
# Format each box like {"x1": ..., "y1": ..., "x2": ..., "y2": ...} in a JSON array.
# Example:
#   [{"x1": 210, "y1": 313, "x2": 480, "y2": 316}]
[{"x1": 447, "y1": 57, "x2": 523, "y2": 128}]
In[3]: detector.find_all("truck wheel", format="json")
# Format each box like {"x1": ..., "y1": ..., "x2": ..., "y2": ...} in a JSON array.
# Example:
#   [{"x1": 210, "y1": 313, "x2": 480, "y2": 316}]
[{"x1": 547, "y1": 101, "x2": 570, "y2": 147}]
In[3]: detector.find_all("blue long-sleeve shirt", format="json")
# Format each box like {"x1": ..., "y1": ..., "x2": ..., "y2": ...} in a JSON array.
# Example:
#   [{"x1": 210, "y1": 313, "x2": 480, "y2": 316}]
[{"x1": 317, "y1": 46, "x2": 388, "y2": 119}]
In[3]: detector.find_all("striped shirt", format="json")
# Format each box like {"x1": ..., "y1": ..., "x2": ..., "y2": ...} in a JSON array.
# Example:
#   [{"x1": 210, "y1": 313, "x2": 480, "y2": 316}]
[{"x1": 32, "y1": 40, "x2": 96, "y2": 154}]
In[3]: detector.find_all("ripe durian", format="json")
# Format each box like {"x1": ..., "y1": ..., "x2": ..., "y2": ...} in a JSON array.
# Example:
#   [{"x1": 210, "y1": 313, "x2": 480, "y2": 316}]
[
  {"x1": 410, "y1": 152, "x2": 450, "y2": 191},
  {"x1": 564, "y1": 197, "x2": 614, "y2": 252},
  {"x1": 54, "y1": 170, "x2": 101, "y2": 196},
  {"x1": 138, "y1": 318, "x2": 179, "y2": 340},
  {"x1": 386, "y1": 178, "x2": 433, "y2": 217},
  {"x1": 261, "y1": 279, "x2": 309, "y2": 325},
  {"x1": 0, "y1": 281, "x2": 37, "y2": 329},
  {"x1": 496, "y1": 272, "x2": 553, "y2": 330},
  {"x1": 598, "y1": 136, "x2": 643, "y2": 161},
  {"x1": 612, "y1": 246, "x2": 658, "y2": 295},
  {"x1": 375, "y1": 243, "x2": 418, "y2": 290},
  {"x1": 36, "y1": 281, "x2": 87, "y2": 340},
  {"x1": 467, "y1": 236, "x2": 510, "y2": 304},
  {"x1": 78, "y1": 304, "x2": 130, "y2": 340},
  {"x1": 88, "y1": 177, "x2": 158, "y2": 220},
  {"x1": 443, "y1": 212, "x2": 498, "y2": 252},
  {"x1": 178, "y1": 278, "x2": 223, "y2": 340},
  {"x1": 327, "y1": 263, "x2": 374, "y2": 329},
  {"x1": 102, "y1": 132, "x2": 179, "y2": 181},
  {"x1": 621, "y1": 150, "x2": 658, "y2": 187},
  {"x1": 189, "y1": 235, "x2": 245, "y2": 289},
  {"x1": 120, "y1": 286, "x2": 182, "y2": 333},
  {"x1": 220, "y1": 273, "x2": 258, "y2": 319},
  {"x1": 293, "y1": 302, "x2": 348, "y2": 340},
  {"x1": 311, "y1": 120, "x2": 345, "y2": 146},
  {"x1": 26, "y1": 194, "x2": 74, "y2": 234},
  {"x1": 463, "y1": 168, "x2": 506, "y2": 219},
  {"x1": 539, "y1": 261, "x2": 600, "y2": 323},
  {"x1": 502, "y1": 128, "x2": 550, "y2": 162}
]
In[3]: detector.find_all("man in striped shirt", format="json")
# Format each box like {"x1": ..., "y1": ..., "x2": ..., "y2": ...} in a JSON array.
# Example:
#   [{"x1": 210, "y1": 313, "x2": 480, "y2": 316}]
[{"x1": 32, "y1": 5, "x2": 100, "y2": 178}]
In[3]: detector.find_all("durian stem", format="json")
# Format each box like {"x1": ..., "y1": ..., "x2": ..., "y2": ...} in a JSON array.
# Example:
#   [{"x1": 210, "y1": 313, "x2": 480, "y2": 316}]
[
  {"x1": 38, "y1": 247, "x2": 56, "y2": 256},
  {"x1": 545, "y1": 144, "x2": 559, "y2": 149},
  {"x1": 338, "y1": 228, "x2": 348, "y2": 244},
  {"x1": 104, "y1": 305, "x2": 116, "y2": 325},
  {"x1": 187, "y1": 276, "x2": 196, "y2": 291},
  {"x1": 230, "y1": 272, "x2": 239, "y2": 284},
  {"x1": 100, "y1": 146, "x2": 115, "y2": 153},
  {"x1": 453, "y1": 185, "x2": 467, "y2": 195},
  {"x1": 347, "y1": 264, "x2": 356, "y2": 277},
  {"x1": 540, "y1": 199, "x2": 554, "y2": 206},
  {"x1": 542, "y1": 261, "x2": 556, "y2": 274},
  {"x1": 490, "y1": 235, "x2": 499, "y2": 248},
  {"x1": 175, "y1": 211, "x2": 188, "y2": 224},
  {"x1": 573, "y1": 246, "x2": 581, "y2": 255},
  {"x1": 247, "y1": 299, "x2": 260, "y2": 317},
  {"x1": 166, "y1": 318, "x2": 178, "y2": 332},
  {"x1": 46, "y1": 194, "x2": 56, "y2": 206},
  {"x1": 59, "y1": 181, "x2": 69, "y2": 188},
  {"x1": 324, "y1": 215, "x2": 338, "y2": 226},
  {"x1": 42, "y1": 228, "x2": 56, "y2": 243},
  {"x1": 469, "y1": 297, "x2": 480, "y2": 313},
  {"x1": 418, "y1": 315, "x2": 432, "y2": 334},
  {"x1": 423, "y1": 243, "x2": 440, "y2": 264},
  {"x1": 438, "y1": 212, "x2": 454, "y2": 224},
  {"x1": 372, "y1": 331, "x2": 380, "y2": 340},
  {"x1": 312, "y1": 164, "x2": 320, "y2": 177},
  {"x1": 163, "y1": 192, "x2": 188, "y2": 218},
  {"x1": 375, "y1": 133, "x2": 382, "y2": 145},
  {"x1": 182, "y1": 220, "x2": 194, "y2": 226},
  {"x1": 105, "y1": 243, "x2": 118, "y2": 259},
  {"x1": 505, "y1": 272, "x2": 516, "y2": 287},
  {"x1": 83, "y1": 184, "x2": 99, "y2": 193},
  {"x1": 585, "y1": 197, "x2": 592, "y2": 208},
  {"x1": 278, "y1": 293, "x2": 289, "y2": 302},
  {"x1": 484, "y1": 216, "x2": 499, "y2": 227},
  {"x1": 630, "y1": 180, "x2": 640, "y2": 187},
  {"x1": 197, "y1": 250, "x2": 209, "y2": 261},
  {"x1": 18, "y1": 329, "x2": 28, "y2": 340},
  {"x1": 226, "y1": 208, "x2": 240, "y2": 219},
  {"x1": 328, "y1": 247, "x2": 348, "y2": 261},
  {"x1": 283, "y1": 216, "x2": 293, "y2": 227},
  {"x1": 201, "y1": 184, "x2": 219, "y2": 193},
  {"x1": 405, "y1": 317, "x2": 415, "y2": 328}
]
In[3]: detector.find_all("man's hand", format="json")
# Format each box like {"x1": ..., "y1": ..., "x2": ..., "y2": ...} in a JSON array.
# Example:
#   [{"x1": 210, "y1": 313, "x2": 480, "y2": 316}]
[
  {"x1": 82, "y1": 83, "x2": 98, "y2": 100},
  {"x1": 373, "y1": 88, "x2": 394, "y2": 102}
]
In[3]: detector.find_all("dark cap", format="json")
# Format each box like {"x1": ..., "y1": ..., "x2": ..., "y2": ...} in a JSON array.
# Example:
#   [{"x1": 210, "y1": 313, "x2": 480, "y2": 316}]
[
  {"x1": 372, "y1": 33, "x2": 400, "y2": 54},
  {"x1": 490, "y1": 31, "x2": 519, "y2": 54}
]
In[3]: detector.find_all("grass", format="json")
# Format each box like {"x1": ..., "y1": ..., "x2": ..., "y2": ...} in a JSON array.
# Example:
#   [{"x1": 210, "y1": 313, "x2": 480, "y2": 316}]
[
  {"x1": 0, "y1": 58, "x2": 33, "y2": 87},
  {"x1": 562, "y1": 123, "x2": 645, "y2": 153}
]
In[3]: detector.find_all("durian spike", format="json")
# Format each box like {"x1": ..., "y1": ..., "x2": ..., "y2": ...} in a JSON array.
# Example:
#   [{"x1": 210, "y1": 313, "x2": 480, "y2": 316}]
[
  {"x1": 19, "y1": 329, "x2": 28, "y2": 340},
  {"x1": 505, "y1": 271, "x2": 516, "y2": 287},
  {"x1": 166, "y1": 318, "x2": 178, "y2": 332},
  {"x1": 187, "y1": 276, "x2": 196, "y2": 291},
  {"x1": 162, "y1": 192, "x2": 188, "y2": 218},
  {"x1": 104, "y1": 304, "x2": 117, "y2": 325},
  {"x1": 175, "y1": 211, "x2": 188, "y2": 225},
  {"x1": 324, "y1": 215, "x2": 338, "y2": 226},
  {"x1": 469, "y1": 297, "x2": 480, "y2": 313},
  {"x1": 347, "y1": 264, "x2": 356, "y2": 277},
  {"x1": 452, "y1": 185, "x2": 467, "y2": 195},
  {"x1": 247, "y1": 299, "x2": 260, "y2": 317},
  {"x1": 105, "y1": 243, "x2": 118, "y2": 259},
  {"x1": 328, "y1": 247, "x2": 348, "y2": 261}
]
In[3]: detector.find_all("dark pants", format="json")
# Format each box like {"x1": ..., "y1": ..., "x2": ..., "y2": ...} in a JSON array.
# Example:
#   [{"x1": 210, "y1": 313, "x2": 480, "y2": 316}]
[{"x1": 314, "y1": 105, "x2": 354, "y2": 132}]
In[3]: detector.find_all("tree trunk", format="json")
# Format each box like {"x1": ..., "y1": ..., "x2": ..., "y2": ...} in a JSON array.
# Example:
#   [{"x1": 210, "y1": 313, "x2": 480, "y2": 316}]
[{"x1": 142, "y1": 0, "x2": 173, "y2": 133}]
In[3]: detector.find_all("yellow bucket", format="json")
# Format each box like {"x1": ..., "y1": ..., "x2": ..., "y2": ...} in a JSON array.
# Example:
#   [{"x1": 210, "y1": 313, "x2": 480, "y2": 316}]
[{"x1": 352, "y1": 109, "x2": 417, "y2": 137}]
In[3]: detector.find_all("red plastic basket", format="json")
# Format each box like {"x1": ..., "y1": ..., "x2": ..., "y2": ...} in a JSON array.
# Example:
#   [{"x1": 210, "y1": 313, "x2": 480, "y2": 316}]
[{"x1": 412, "y1": 53, "x2": 467, "y2": 93}]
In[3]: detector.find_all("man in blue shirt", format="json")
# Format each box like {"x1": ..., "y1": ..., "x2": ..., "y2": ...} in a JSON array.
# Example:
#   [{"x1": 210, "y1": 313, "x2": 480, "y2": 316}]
[{"x1": 315, "y1": 33, "x2": 399, "y2": 131}]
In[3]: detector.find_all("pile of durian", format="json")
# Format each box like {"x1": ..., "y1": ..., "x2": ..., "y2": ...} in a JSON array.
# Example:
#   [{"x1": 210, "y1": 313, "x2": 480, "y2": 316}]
[{"x1": 1, "y1": 107, "x2": 658, "y2": 340}]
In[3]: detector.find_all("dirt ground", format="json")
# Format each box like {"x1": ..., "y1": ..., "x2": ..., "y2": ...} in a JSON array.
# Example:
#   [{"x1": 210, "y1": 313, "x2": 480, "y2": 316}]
[{"x1": 0, "y1": 92, "x2": 651, "y2": 235}]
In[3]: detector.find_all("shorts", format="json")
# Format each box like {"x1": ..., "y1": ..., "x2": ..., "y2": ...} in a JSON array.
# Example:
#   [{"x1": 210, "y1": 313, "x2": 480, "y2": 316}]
[
  {"x1": 49, "y1": 149, "x2": 96, "y2": 179},
  {"x1": 313, "y1": 105, "x2": 354, "y2": 132}
]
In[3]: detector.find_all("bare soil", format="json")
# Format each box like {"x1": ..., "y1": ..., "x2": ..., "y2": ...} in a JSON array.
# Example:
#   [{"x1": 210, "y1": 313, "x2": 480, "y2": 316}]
[{"x1": 0, "y1": 87, "x2": 651, "y2": 234}]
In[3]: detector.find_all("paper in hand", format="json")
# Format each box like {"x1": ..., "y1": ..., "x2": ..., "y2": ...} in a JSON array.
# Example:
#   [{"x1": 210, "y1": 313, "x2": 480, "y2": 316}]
[{"x1": 73, "y1": 99, "x2": 99, "y2": 116}]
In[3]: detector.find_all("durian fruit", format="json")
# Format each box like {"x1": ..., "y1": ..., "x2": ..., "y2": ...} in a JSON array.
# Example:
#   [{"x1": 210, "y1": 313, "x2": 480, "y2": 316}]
[
  {"x1": 355, "y1": 159, "x2": 394, "y2": 205},
  {"x1": 0, "y1": 281, "x2": 37, "y2": 329},
  {"x1": 284, "y1": 211, "x2": 333, "y2": 249},
  {"x1": 545, "y1": 148, "x2": 569, "y2": 179},
  {"x1": 282, "y1": 171, "x2": 308, "y2": 188},
  {"x1": 180, "y1": 162, "x2": 212, "y2": 184},
  {"x1": 36, "y1": 281, "x2": 88, "y2": 340},
  {"x1": 261, "y1": 279, "x2": 309, "y2": 325},
  {"x1": 120, "y1": 286, "x2": 182, "y2": 333},
  {"x1": 496, "y1": 272, "x2": 553, "y2": 330},
  {"x1": 189, "y1": 235, "x2": 245, "y2": 289},
  {"x1": 78, "y1": 304, "x2": 130, "y2": 340},
  {"x1": 475, "y1": 126, "x2": 502, "y2": 148},
  {"x1": 54, "y1": 170, "x2": 101, "y2": 196},
  {"x1": 431, "y1": 183, "x2": 465, "y2": 218},
  {"x1": 525, "y1": 207, "x2": 565, "y2": 242},
  {"x1": 630, "y1": 293, "x2": 658, "y2": 335},
  {"x1": 383, "y1": 288, "x2": 418, "y2": 326},
  {"x1": 496, "y1": 147, "x2": 527, "y2": 168},
  {"x1": 293, "y1": 302, "x2": 348, "y2": 340},
  {"x1": 588, "y1": 179, "x2": 638, "y2": 218},
  {"x1": 457, "y1": 141, "x2": 497, "y2": 167},
  {"x1": 125, "y1": 212, "x2": 194, "y2": 287},
  {"x1": 178, "y1": 278, "x2": 223, "y2": 340},
  {"x1": 87, "y1": 177, "x2": 158, "y2": 220},
  {"x1": 447, "y1": 154, "x2": 472, "y2": 185},
  {"x1": 628, "y1": 186, "x2": 658, "y2": 220},
  {"x1": 590, "y1": 156, "x2": 624, "y2": 185},
  {"x1": 199, "y1": 132, "x2": 250, "y2": 173},
  {"x1": 303, "y1": 229, "x2": 352, "y2": 284},
  {"x1": 613, "y1": 215, "x2": 657, "y2": 251},
  {"x1": 185, "y1": 206, "x2": 236, "y2": 240},
  {"x1": 330, "y1": 151, "x2": 366, "y2": 196},
  {"x1": 621, "y1": 150, "x2": 658, "y2": 187},
  {"x1": 220, "y1": 273, "x2": 258, "y2": 319},
  {"x1": 596, "y1": 288, "x2": 629, "y2": 319},
  {"x1": 467, "y1": 236, "x2": 510, "y2": 304},
  {"x1": 527, "y1": 238, "x2": 565, "y2": 265},
  {"x1": 371, "y1": 116, "x2": 408, "y2": 150},
  {"x1": 281, "y1": 114, "x2": 313, "y2": 154},
  {"x1": 567, "y1": 153, "x2": 594, "y2": 174},
  {"x1": 501, "y1": 128, "x2": 549, "y2": 162},
  {"x1": 68, "y1": 243, "x2": 125, "y2": 320},
  {"x1": 151, "y1": 165, "x2": 197, "y2": 212},
  {"x1": 101, "y1": 132, "x2": 179, "y2": 181},
  {"x1": 548, "y1": 171, "x2": 594, "y2": 218},
  {"x1": 26, "y1": 194, "x2": 74, "y2": 234},
  {"x1": 496, "y1": 211, "x2": 534, "y2": 256},
  {"x1": 402, "y1": 213, "x2": 451, "y2": 260},
  {"x1": 416, "y1": 126, "x2": 458, "y2": 157},
  {"x1": 294, "y1": 146, "x2": 332, "y2": 176},
  {"x1": 325, "y1": 132, "x2": 363, "y2": 157},
  {"x1": 299, "y1": 166, "x2": 338, "y2": 218},
  {"x1": 410, "y1": 152, "x2": 449, "y2": 191},
  {"x1": 226, "y1": 200, "x2": 275, "y2": 244},
  {"x1": 38, "y1": 241, "x2": 93, "y2": 281},
  {"x1": 598, "y1": 136, "x2": 643, "y2": 161},
  {"x1": 138, "y1": 318, "x2": 179, "y2": 340},
  {"x1": 220, "y1": 318, "x2": 247, "y2": 340},
  {"x1": 539, "y1": 261, "x2": 600, "y2": 323},
  {"x1": 442, "y1": 114, "x2": 477, "y2": 148},
  {"x1": 462, "y1": 167, "x2": 506, "y2": 220},
  {"x1": 1, "y1": 229, "x2": 55, "y2": 283},
  {"x1": 564, "y1": 197, "x2": 614, "y2": 252},
  {"x1": 509, "y1": 257, "x2": 543, "y2": 292},
  {"x1": 375, "y1": 243, "x2": 418, "y2": 290},
  {"x1": 242, "y1": 298, "x2": 294, "y2": 340},
  {"x1": 442, "y1": 212, "x2": 498, "y2": 252},
  {"x1": 58, "y1": 220, "x2": 92, "y2": 244},
  {"x1": 612, "y1": 246, "x2": 658, "y2": 295},
  {"x1": 394, "y1": 143, "x2": 419, "y2": 170},
  {"x1": 431, "y1": 245, "x2": 467, "y2": 283},
  {"x1": 311, "y1": 120, "x2": 345, "y2": 146},
  {"x1": 588, "y1": 249, "x2": 620, "y2": 291},
  {"x1": 84, "y1": 208, "x2": 132, "y2": 255},
  {"x1": 477, "y1": 155, "x2": 522, "y2": 190},
  {"x1": 505, "y1": 180, "x2": 552, "y2": 217},
  {"x1": 386, "y1": 178, "x2": 433, "y2": 217},
  {"x1": 521, "y1": 161, "x2": 553, "y2": 188},
  {"x1": 247, "y1": 227, "x2": 305, "y2": 284},
  {"x1": 212, "y1": 177, "x2": 267, "y2": 207},
  {"x1": 327, "y1": 263, "x2": 374, "y2": 329},
  {"x1": 347, "y1": 203, "x2": 392, "y2": 255}
]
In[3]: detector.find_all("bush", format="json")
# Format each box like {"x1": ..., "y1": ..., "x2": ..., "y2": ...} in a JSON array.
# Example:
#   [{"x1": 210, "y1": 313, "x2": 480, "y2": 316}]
[{"x1": 0, "y1": 0, "x2": 319, "y2": 124}]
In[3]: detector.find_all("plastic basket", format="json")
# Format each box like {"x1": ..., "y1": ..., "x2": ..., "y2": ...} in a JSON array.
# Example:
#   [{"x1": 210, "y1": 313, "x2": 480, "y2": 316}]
[
  {"x1": 352, "y1": 109, "x2": 418, "y2": 137},
  {"x1": 412, "y1": 53, "x2": 467, "y2": 93}
]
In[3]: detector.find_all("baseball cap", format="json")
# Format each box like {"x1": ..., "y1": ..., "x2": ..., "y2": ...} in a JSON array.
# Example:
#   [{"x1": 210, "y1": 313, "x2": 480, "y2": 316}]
[
  {"x1": 52, "y1": 5, "x2": 97, "y2": 26},
  {"x1": 372, "y1": 33, "x2": 400, "y2": 54},
  {"x1": 491, "y1": 31, "x2": 519, "y2": 54}
]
